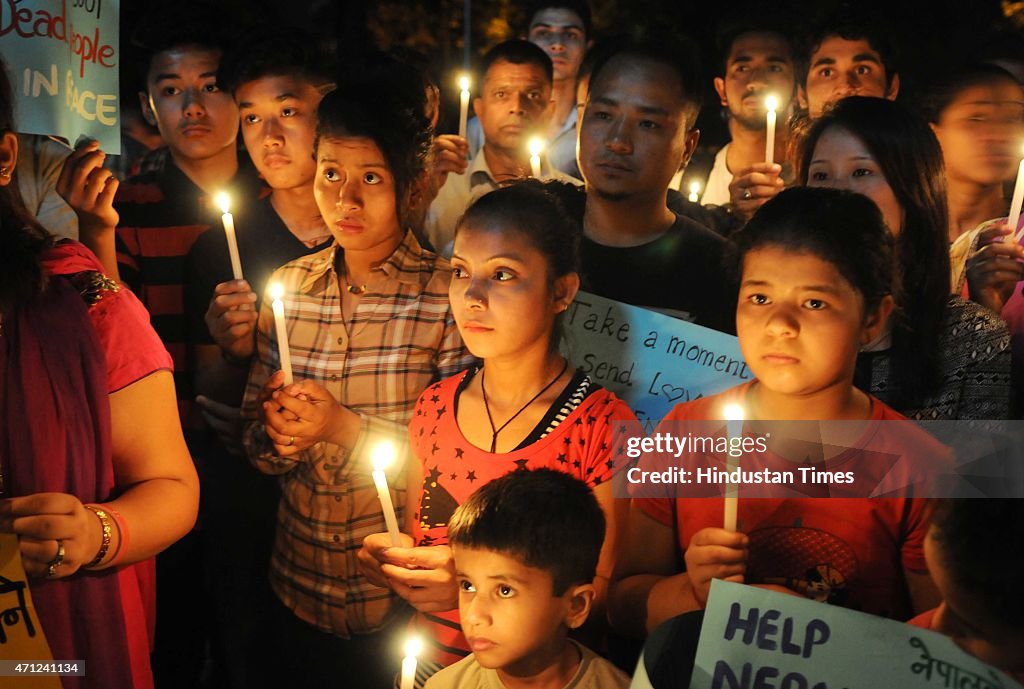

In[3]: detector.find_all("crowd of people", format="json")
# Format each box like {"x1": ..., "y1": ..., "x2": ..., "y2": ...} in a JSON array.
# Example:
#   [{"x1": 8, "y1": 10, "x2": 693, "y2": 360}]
[{"x1": 2, "y1": 0, "x2": 1024, "y2": 687}]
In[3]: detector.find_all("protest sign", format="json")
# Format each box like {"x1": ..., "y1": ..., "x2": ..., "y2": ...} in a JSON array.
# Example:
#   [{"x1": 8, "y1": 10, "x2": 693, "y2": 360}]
[
  {"x1": 1, "y1": 0, "x2": 121, "y2": 152},
  {"x1": 0, "y1": 534, "x2": 60, "y2": 688},
  {"x1": 565, "y1": 291, "x2": 750, "y2": 430},
  {"x1": 689, "y1": 580, "x2": 1021, "y2": 689}
]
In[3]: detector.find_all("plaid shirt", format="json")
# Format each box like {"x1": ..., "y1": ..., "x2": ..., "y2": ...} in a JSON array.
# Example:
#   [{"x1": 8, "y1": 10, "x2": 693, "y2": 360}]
[{"x1": 242, "y1": 230, "x2": 473, "y2": 637}]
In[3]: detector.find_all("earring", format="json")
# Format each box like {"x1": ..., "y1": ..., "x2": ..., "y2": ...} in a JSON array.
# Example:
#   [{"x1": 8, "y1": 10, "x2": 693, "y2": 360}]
[{"x1": 0, "y1": 166, "x2": 10, "y2": 178}]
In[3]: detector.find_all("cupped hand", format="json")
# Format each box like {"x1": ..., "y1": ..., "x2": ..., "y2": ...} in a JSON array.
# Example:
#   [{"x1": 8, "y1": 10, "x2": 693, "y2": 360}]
[
  {"x1": 0, "y1": 493, "x2": 104, "y2": 579},
  {"x1": 684, "y1": 527, "x2": 749, "y2": 607},
  {"x1": 728, "y1": 163, "x2": 784, "y2": 222},
  {"x1": 204, "y1": 280, "x2": 258, "y2": 359},
  {"x1": 56, "y1": 140, "x2": 119, "y2": 237}
]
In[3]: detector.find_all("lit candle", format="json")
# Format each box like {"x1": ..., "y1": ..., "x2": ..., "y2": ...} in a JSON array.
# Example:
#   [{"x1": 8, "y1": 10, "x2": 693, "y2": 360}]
[
  {"x1": 371, "y1": 442, "x2": 402, "y2": 547},
  {"x1": 764, "y1": 94, "x2": 778, "y2": 164},
  {"x1": 216, "y1": 192, "x2": 244, "y2": 281},
  {"x1": 1010, "y1": 147, "x2": 1024, "y2": 243},
  {"x1": 458, "y1": 75, "x2": 471, "y2": 140},
  {"x1": 400, "y1": 636, "x2": 423, "y2": 689},
  {"x1": 688, "y1": 181, "x2": 701, "y2": 204},
  {"x1": 528, "y1": 137, "x2": 544, "y2": 178},
  {"x1": 269, "y1": 282, "x2": 293, "y2": 385},
  {"x1": 722, "y1": 403, "x2": 745, "y2": 532}
]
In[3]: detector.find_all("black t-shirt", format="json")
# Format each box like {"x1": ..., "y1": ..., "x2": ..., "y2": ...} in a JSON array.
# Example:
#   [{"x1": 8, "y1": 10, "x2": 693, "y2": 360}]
[
  {"x1": 184, "y1": 195, "x2": 333, "y2": 347},
  {"x1": 579, "y1": 212, "x2": 737, "y2": 334}
]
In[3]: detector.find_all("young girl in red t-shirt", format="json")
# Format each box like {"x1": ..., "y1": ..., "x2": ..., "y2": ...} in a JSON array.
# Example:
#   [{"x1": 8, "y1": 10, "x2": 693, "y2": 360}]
[
  {"x1": 359, "y1": 181, "x2": 635, "y2": 676},
  {"x1": 610, "y1": 187, "x2": 945, "y2": 640}
]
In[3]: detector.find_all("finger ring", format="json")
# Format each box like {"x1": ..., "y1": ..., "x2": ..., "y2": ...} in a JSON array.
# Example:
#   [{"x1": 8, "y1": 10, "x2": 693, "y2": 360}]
[
  {"x1": 46, "y1": 540, "x2": 65, "y2": 578},
  {"x1": 742, "y1": 188, "x2": 752, "y2": 200},
  {"x1": 288, "y1": 436, "x2": 295, "y2": 446}
]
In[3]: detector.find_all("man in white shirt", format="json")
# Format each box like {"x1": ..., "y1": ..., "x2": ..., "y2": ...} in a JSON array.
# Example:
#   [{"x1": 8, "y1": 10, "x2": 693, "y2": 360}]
[
  {"x1": 425, "y1": 40, "x2": 579, "y2": 255},
  {"x1": 701, "y1": 21, "x2": 795, "y2": 206}
]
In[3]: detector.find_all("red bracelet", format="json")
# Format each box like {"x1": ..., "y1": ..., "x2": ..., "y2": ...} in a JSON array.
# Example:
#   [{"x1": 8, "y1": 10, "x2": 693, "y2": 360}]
[{"x1": 105, "y1": 505, "x2": 129, "y2": 566}]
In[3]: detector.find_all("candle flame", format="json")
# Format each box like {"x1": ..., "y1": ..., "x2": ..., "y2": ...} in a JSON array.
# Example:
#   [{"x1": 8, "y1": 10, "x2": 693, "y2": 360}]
[
  {"x1": 269, "y1": 282, "x2": 285, "y2": 302},
  {"x1": 723, "y1": 403, "x2": 745, "y2": 422},
  {"x1": 459, "y1": 75, "x2": 471, "y2": 92},
  {"x1": 765, "y1": 94, "x2": 779, "y2": 112},
  {"x1": 404, "y1": 636, "x2": 423, "y2": 659},
  {"x1": 528, "y1": 137, "x2": 544, "y2": 157},
  {"x1": 371, "y1": 441, "x2": 397, "y2": 472},
  {"x1": 215, "y1": 191, "x2": 231, "y2": 215},
  {"x1": 688, "y1": 181, "x2": 701, "y2": 195}
]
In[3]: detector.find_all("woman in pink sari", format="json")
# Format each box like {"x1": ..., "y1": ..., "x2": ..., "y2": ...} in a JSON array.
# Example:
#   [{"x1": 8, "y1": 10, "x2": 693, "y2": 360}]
[{"x1": 0, "y1": 56, "x2": 198, "y2": 689}]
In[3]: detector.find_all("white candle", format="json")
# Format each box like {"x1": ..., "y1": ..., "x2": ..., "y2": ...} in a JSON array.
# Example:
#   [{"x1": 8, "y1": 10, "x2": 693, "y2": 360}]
[
  {"x1": 216, "y1": 192, "x2": 244, "y2": 281},
  {"x1": 371, "y1": 442, "x2": 402, "y2": 547},
  {"x1": 458, "y1": 75, "x2": 471, "y2": 140},
  {"x1": 269, "y1": 283, "x2": 294, "y2": 385},
  {"x1": 764, "y1": 95, "x2": 778, "y2": 164},
  {"x1": 722, "y1": 403, "x2": 745, "y2": 532},
  {"x1": 688, "y1": 181, "x2": 701, "y2": 204},
  {"x1": 1010, "y1": 154, "x2": 1024, "y2": 243},
  {"x1": 528, "y1": 137, "x2": 544, "y2": 178},
  {"x1": 400, "y1": 637, "x2": 423, "y2": 689}
]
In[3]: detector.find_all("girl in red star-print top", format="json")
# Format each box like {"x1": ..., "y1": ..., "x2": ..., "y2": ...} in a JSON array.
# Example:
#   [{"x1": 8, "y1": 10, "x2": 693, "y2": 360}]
[{"x1": 358, "y1": 181, "x2": 636, "y2": 680}]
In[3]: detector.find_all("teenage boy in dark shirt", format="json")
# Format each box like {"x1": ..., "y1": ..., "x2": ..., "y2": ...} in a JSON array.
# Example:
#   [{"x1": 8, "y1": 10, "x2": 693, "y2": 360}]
[
  {"x1": 109, "y1": 9, "x2": 262, "y2": 687},
  {"x1": 180, "y1": 27, "x2": 335, "y2": 689}
]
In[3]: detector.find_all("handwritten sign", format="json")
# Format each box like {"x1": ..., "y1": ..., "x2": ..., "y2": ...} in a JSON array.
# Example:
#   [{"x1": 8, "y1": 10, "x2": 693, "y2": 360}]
[
  {"x1": 565, "y1": 291, "x2": 750, "y2": 430},
  {"x1": 0, "y1": 534, "x2": 60, "y2": 688},
  {"x1": 0, "y1": 0, "x2": 121, "y2": 152},
  {"x1": 690, "y1": 580, "x2": 1022, "y2": 689}
]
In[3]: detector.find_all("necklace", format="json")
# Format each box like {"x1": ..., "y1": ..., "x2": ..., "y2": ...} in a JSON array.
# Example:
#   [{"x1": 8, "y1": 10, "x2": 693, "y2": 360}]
[
  {"x1": 341, "y1": 270, "x2": 368, "y2": 294},
  {"x1": 480, "y1": 360, "x2": 569, "y2": 453}
]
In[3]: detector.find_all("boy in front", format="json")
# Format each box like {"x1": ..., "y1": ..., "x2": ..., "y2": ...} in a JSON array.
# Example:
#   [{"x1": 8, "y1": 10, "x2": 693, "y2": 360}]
[{"x1": 425, "y1": 469, "x2": 628, "y2": 689}]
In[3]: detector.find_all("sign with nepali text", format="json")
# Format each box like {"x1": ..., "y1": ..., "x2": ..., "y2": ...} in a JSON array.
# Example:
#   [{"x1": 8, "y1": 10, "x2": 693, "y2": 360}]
[
  {"x1": 1, "y1": 0, "x2": 120, "y2": 152},
  {"x1": 0, "y1": 534, "x2": 60, "y2": 688},
  {"x1": 565, "y1": 291, "x2": 749, "y2": 431},
  {"x1": 691, "y1": 580, "x2": 1022, "y2": 689}
]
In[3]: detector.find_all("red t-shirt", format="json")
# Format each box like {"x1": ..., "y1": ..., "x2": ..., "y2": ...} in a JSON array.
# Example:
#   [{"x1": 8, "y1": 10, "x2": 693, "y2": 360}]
[
  {"x1": 408, "y1": 370, "x2": 635, "y2": 667},
  {"x1": 636, "y1": 381, "x2": 938, "y2": 621}
]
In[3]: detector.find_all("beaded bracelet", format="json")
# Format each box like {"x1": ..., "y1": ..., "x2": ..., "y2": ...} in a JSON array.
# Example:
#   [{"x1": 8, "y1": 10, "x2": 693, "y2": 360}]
[{"x1": 83, "y1": 505, "x2": 113, "y2": 569}]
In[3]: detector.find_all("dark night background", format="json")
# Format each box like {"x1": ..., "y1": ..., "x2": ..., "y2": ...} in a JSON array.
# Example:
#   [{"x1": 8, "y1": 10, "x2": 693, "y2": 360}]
[{"x1": 122, "y1": 0, "x2": 1024, "y2": 149}]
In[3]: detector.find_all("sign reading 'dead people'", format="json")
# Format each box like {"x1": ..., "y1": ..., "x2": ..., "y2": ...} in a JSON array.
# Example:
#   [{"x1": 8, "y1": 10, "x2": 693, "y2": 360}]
[{"x1": 0, "y1": 0, "x2": 121, "y2": 152}]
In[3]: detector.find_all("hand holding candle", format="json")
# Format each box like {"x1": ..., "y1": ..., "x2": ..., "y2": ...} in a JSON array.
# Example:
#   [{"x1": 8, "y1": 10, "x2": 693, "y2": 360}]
[
  {"x1": 371, "y1": 442, "x2": 403, "y2": 547},
  {"x1": 216, "y1": 192, "x2": 244, "y2": 281},
  {"x1": 269, "y1": 282, "x2": 294, "y2": 385},
  {"x1": 722, "y1": 403, "x2": 745, "y2": 532},
  {"x1": 764, "y1": 95, "x2": 778, "y2": 164},
  {"x1": 400, "y1": 636, "x2": 423, "y2": 689},
  {"x1": 458, "y1": 74, "x2": 471, "y2": 140},
  {"x1": 688, "y1": 181, "x2": 701, "y2": 204},
  {"x1": 528, "y1": 137, "x2": 544, "y2": 178}
]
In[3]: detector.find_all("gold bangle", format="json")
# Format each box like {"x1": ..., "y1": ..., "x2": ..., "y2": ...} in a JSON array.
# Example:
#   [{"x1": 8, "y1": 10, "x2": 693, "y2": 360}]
[{"x1": 83, "y1": 505, "x2": 113, "y2": 569}]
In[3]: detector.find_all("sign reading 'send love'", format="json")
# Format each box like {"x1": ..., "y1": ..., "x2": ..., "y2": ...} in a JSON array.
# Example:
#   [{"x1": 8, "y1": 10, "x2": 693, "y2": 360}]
[
  {"x1": 565, "y1": 291, "x2": 750, "y2": 428},
  {"x1": 0, "y1": 0, "x2": 120, "y2": 152}
]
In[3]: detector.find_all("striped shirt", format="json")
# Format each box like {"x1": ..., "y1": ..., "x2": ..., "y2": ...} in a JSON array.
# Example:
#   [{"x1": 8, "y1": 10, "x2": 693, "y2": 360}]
[
  {"x1": 114, "y1": 147, "x2": 262, "y2": 430},
  {"x1": 241, "y1": 230, "x2": 474, "y2": 637}
]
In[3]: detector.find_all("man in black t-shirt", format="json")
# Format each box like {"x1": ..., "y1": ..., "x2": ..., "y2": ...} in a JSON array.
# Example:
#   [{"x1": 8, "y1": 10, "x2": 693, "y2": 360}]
[{"x1": 576, "y1": 33, "x2": 736, "y2": 333}]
